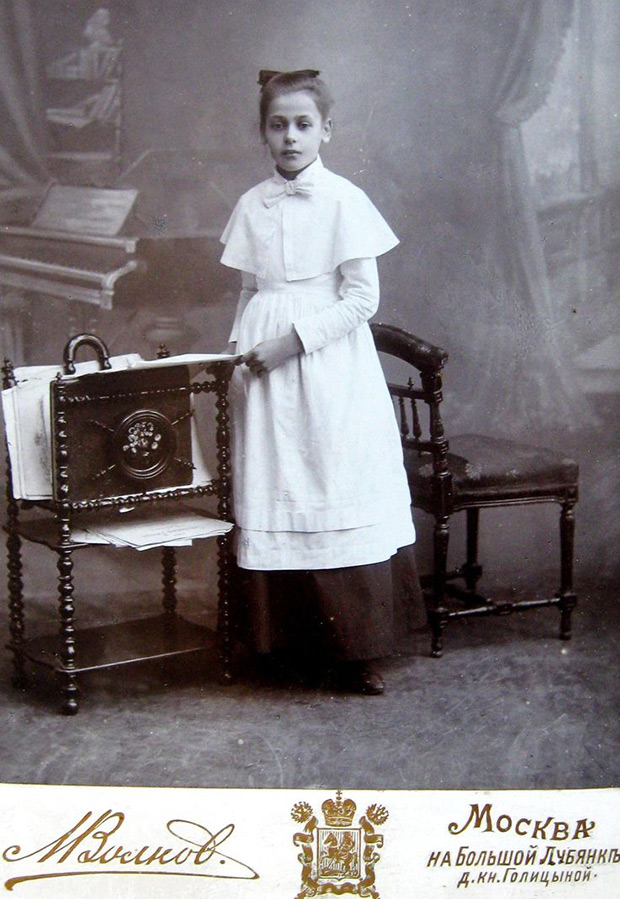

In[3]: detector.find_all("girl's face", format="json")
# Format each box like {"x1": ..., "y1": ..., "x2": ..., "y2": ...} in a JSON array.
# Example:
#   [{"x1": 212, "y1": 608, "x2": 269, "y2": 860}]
[{"x1": 263, "y1": 91, "x2": 332, "y2": 175}]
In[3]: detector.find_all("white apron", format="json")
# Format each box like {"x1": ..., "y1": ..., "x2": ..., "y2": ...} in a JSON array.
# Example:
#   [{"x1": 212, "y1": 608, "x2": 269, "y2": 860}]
[
  {"x1": 230, "y1": 271, "x2": 415, "y2": 569},
  {"x1": 221, "y1": 158, "x2": 415, "y2": 569}
]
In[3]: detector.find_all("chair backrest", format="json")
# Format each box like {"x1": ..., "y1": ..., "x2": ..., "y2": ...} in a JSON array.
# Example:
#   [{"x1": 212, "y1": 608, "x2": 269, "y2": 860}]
[{"x1": 371, "y1": 322, "x2": 453, "y2": 510}]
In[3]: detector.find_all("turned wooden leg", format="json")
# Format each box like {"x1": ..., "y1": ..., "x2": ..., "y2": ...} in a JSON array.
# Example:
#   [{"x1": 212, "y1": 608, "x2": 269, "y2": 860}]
[
  {"x1": 7, "y1": 528, "x2": 27, "y2": 689},
  {"x1": 217, "y1": 533, "x2": 234, "y2": 684},
  {"x1": 57, "y1": 545, "x2": 79, "y2": 715},
  {"x1": 5, "y1": 422, "x2": 27, "y2": 689},
  {"x1": 161, "y1": 546, "x2": 178, "y2": 616},
  {"x1": 464, "y1": 508, "x2": 483, "y2": 594},
  {"x1": 429, "y1": 514, "x2": 450, "y2": 658},
  {"x1": 558, "y1": 498, "x2": 577, "y2": 641},
  {"x1": 215, "y1": 368, "x2": 234, "y2": 684}
]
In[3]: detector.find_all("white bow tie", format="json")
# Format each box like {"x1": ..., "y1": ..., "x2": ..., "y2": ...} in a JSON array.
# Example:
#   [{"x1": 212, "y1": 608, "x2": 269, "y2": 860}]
[{"x1": 263, "y1": 180, "x2": 313, "y2": 208}]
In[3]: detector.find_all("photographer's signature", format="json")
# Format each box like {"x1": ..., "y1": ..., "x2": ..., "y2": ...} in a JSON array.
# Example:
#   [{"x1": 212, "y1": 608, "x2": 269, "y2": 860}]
[{"x1": 2, "y1": 809, "x2": 259, "y2": 889}]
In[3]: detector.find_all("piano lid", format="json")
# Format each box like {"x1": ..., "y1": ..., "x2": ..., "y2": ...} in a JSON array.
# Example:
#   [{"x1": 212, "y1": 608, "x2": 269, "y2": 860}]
[
  {"x1": 0, "y1": 150, "x2": 237, "y2": 310},
  {"x1": 31, "y1": 184, "x2": 138, "y2": 237},
  {"x1": 0, "y1": 185, "x2": 143, "y2": 309}
]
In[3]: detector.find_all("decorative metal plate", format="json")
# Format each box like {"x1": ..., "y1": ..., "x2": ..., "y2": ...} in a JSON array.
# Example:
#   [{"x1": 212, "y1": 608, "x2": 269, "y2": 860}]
[
  {"x1": 113, "y1": 409, "x2": 177, "y2": 481},
  {"x1": 51, "y1": 366, "x2": 194, "y2": 502}
]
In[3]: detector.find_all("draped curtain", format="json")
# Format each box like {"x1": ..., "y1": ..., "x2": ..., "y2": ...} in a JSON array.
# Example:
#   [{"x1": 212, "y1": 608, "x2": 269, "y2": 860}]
[
  {"x1": 495, "y1": 0, "x2": 574, "y2": 319},
  {"x1": 0, "y1": 0, "x2": 49, "y2": 365},
  {"x1": 490, "y1": 0, "x2": 589, "y2": 429},
  {"x1": 0, "y1": 0, "x2": 49, "y2": 189},
  {"x1": 421, "y1": 0, "x2": 592, "y2": 439}
]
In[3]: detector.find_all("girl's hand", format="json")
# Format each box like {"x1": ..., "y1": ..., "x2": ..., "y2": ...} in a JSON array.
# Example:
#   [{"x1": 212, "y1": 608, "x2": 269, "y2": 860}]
[{"x1": 242, "y1": 332, "x2": 303, "y2": 376}]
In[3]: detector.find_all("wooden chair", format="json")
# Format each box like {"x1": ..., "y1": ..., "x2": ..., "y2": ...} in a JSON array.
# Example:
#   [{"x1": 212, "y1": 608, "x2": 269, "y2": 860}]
[{"x1": 371, "y1": 322, "x2": 579, "y2": 658}]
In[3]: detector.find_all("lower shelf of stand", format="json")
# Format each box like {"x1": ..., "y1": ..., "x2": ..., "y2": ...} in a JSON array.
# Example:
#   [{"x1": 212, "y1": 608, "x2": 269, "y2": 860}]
[{"x1": 12, "y1": 613, "x2": 215, "y2": 674}]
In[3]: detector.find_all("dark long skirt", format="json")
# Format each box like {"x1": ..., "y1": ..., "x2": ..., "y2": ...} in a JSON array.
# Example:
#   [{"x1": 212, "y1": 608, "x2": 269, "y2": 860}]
[{"x1": 232, "y1": 545, "x2": 426, "y2": 663}]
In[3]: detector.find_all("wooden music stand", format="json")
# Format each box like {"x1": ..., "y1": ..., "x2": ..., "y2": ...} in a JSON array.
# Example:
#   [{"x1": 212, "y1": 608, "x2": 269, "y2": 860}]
[{"x1": 2, "y1": 334, "x2": 235, "y2": 714}]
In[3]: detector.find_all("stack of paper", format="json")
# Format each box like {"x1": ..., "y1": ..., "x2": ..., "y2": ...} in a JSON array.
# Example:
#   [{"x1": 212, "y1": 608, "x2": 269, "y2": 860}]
[
  {"x1": 2, "y1": 354, "x2": 141, "y2": 501},
  {"x1": 127, "y1": 353, "x2": 241, "y2": 370},
  {"x1": 70, "y1": 505, "x2": 233, "y2": 550}
]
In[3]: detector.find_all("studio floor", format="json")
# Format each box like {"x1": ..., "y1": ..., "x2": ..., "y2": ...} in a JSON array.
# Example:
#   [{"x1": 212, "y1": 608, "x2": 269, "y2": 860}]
[
  {"x1": 1, "y1": 410, "x2": 618, "y2": 792},
  {"x1": 1, "y1": 570, "x2": 617, "y2": 792}
]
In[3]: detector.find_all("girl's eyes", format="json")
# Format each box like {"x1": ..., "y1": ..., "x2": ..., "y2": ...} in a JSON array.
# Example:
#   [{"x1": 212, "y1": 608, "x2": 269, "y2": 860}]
[{"x1": 268, "y1": 120, "x2": 313, "y2": 130}]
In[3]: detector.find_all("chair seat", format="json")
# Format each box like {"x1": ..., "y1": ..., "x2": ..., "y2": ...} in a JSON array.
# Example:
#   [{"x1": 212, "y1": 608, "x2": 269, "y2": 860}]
[{"x1": 405, "y1": 433, "x2": 579, "y2": 508}]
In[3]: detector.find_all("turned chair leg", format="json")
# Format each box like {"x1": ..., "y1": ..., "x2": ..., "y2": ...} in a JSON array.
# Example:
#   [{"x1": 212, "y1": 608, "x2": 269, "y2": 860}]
[
  {"x1": 429, "y1": 514, "x2": 450, "y2": 658},
  {"x1": 463, "y1": 508, "x2": 483, "y2": 596},
  {"x1": 558, "y1": 498, "x2": 577, "y2": 641}
]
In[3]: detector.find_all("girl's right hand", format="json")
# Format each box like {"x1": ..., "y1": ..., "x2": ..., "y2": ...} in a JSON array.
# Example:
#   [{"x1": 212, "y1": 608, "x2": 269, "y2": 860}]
[{"x1": 242, "y1": 332, "x2": 303, "y2": 376}]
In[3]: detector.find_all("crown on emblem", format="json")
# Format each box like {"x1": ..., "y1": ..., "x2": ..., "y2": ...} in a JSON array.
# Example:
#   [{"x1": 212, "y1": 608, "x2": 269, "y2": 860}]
[{"x1": 322, "y1": 791, "x2": 356, "y2": 827}]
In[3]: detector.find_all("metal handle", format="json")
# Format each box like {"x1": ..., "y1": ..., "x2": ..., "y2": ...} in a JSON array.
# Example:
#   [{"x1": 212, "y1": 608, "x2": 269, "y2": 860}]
[{"x1": 62, "y1": 333, "x2": 112, "y2": 375}]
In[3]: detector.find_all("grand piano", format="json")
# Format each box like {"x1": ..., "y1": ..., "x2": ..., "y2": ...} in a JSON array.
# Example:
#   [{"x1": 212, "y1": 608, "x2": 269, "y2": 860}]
[{"x1": 0, "y1": 150, "x2": 236, "y2": 313}]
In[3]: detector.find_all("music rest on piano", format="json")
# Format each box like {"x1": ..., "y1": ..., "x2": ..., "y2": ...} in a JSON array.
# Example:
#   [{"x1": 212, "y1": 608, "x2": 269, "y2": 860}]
[{"x1": 0, "y1": 178, "x2": 234, "y2": 311}]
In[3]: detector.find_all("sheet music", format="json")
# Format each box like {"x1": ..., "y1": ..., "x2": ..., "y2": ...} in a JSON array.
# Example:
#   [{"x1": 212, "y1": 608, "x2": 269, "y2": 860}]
[
  {"x1": 70, "y1": 505, "x2": 233, "y2": 550},
  {"x1": 2, "y1": 380, "x2": 53, "y2": 500},
  {"x1": 3, "y1": 353, "x2": 142, "y2": 500},
  {"x1": 126, "y1": 353, "x2": 241, "y2": 369}
]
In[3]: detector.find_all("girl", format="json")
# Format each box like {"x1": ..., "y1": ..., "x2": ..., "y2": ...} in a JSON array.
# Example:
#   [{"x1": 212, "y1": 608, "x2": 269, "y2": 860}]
[{"x1": 220, "y1": 70, "x2": 424, "y2": 694}]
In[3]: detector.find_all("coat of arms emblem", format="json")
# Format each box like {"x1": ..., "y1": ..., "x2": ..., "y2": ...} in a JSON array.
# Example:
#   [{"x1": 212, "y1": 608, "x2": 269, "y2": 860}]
[{"x1": 291, "y1": 791, "x2": 388, "y2": 898}]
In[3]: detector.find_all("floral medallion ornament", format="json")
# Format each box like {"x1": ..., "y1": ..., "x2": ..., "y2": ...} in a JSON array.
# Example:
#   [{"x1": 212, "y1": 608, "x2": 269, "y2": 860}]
[
  {"x1": 114, "y1": 410, "x2": 177, "y2": 480},
  {"x1": 291, "y1": 791, "x2": 389, "y2": 898}
]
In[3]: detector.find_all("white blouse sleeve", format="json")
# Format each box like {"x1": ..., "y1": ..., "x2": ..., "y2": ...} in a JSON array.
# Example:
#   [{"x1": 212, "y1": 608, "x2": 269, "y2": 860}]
[
  {"x1": 292, "y1": 257, "x2": 380, "y2": 354},
  {"x1": 228, "y1": 270, "x2": 258, "y2": 343}
]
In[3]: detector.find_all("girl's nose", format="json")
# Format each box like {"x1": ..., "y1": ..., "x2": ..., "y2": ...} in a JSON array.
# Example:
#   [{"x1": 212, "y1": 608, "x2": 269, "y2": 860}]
[{"x1": 284, "y1": 128, "x2": 296, "y2": 143}]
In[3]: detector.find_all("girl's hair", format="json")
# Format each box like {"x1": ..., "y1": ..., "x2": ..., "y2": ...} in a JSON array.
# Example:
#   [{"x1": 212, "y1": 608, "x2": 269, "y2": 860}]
[{"x1": 258, "y1": 70, "x2": 334, "y2": 134}]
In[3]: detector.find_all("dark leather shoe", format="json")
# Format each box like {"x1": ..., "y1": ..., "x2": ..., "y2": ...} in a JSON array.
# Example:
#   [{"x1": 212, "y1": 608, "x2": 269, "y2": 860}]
[{"x1": 336, "y1": 662, "x2": 385, "y2": 695}]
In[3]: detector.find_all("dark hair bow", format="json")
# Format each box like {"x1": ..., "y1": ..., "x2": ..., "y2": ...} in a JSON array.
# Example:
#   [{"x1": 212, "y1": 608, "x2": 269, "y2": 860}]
[{"x1": 258, "y1": 69, "x2": 320, "y2": 86}]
